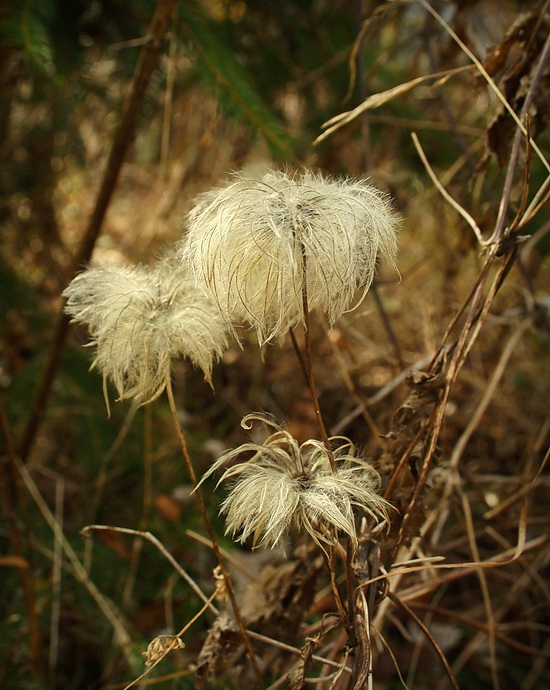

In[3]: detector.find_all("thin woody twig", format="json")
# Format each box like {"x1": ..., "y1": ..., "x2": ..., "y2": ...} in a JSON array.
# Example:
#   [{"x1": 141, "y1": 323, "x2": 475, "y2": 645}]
[
  {"x1": 16, "y1": 461, "x2": 136, "y2": 668},
  {"x1": 81, "y1": 525, "x2": 218, "y2": 612},
  {"x1": 300, "y1": 250, "x2": 334, "y2": 465},
  {"x1": 388, "y1": 591, "x2": 460, "y2": 690},
  {"x1": 0, "y1": 397, "x2": 41, "y2": 676},
  {"x1": 489, "y1": 28, "x2": 550, "y2": 245}
]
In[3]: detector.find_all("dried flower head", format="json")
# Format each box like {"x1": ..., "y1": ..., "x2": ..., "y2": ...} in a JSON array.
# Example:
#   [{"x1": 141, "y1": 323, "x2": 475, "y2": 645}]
[
  {"x1": 143, "y1": 635, "x2": 185, "y2": 668},
  {"x1": 200, "y1": 414, "x2": 390, "y2": 550},
  {"x1": 63, "y1": 254, "x2": 228, "y2": 403},
  {"x1": 181, "y1": 169, "x2": 399, "y2": 343}
]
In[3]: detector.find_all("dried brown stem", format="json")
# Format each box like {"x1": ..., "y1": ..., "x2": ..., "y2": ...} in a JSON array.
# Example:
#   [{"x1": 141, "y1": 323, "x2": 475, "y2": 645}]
[
  {"x1": 489, "y1": 27, "x2": 550, "y2": 246},
  {"x1": 299, "y1": 249, "x2": 334, "y2": 466},
  {"x1": 371, "y1": 283, "x2": 405, "y2": 370},
  {"x1": 18, "y1": 0, "x2": 176, "y2": 462},
  {"x1": 388, "y1": 591, "x2": 460, "y2": 690},
  {"x1": 0, "y1": 397, "x2": 41, "y2": 676},
  {"x1": 17, "y1": 460, "x2": 135, "y2": 668},
  {"x1": 410, "y1": 601, "x2": 550, "y2": 659},
  {"x1": 81, "y1": 524, "x2": 218, "y2": 612}
]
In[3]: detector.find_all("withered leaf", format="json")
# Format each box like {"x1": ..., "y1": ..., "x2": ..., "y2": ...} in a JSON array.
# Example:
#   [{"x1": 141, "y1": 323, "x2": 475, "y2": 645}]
[
  {"x1": 239, "y1": 551, "x2": 320, "y2": 644},
  {"x1": 194, "y1": 611, "x2": 243, "y2": 690},
  {"x1": 483, "y1": 11, "x2": 550, "y2": 164}
]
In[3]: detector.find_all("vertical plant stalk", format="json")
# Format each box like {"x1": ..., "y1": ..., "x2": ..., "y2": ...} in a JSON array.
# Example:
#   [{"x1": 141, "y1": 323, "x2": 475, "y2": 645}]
[
  {"x1": 350, "y1": 588, "x2": 372, "y2": 690},
  {"x1": 490, "y1": 27, "x2": 550, "y2": 246},
  {"x1": 391, "y1": 243, "x2": 513, "y2": 559},
  {"x1": 17, "y1": 460, "x2": 136, "y2": 668},
  {"x1": 48, "y1": 477, "x2": 64, "y2": 687},
  {"x1": 18, "y1": 0, "x2": 176, "y2": 462},
  {"x1": 345, "y1": 539, "x2": 358, "y2": 636},
  {"x1": 323, "y1": 543, "x2": 349, "y2": 628},
  {"x1": 298, "y1": 245, "x2": 334, "y2": 468},
  {"x1": 164, "y1": 378, "x2": 264, "y2": 689}
]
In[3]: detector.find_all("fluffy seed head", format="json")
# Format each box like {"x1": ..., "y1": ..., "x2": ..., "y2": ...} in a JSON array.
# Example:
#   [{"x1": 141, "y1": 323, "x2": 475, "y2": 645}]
[
  {"x1": 63, "y1": 255, "x2": 228, "y2": 402},
  {"x1": 200, "y1": 413, "x2": 391, "y2": 550},
  {"x1": 181, "y1": 169, "x2": 399, "y2": 344}
]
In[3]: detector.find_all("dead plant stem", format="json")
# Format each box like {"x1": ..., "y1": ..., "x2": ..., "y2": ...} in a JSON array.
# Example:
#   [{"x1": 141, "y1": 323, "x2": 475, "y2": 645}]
[
  {"x1": 449, "y1": 320, "x2": 530, "y2": 468},
  {"x1": 418, "y1": 0, "x2": 549, "y2": 173},
  {"x1": 299, "y1": 250, "x2": 334, "y2": 464},
  {"x1": 388, "y1": 592, "x2": 459, "y2": 690},
  {"x1": 18, "y1": 0, "x2": 176, "y2": 462},
  {"x1": 490, "y1": 27, "x2": 550, "y2": 245},
  {"x1": 320, "y1": 545, "x2": 349, "y2": 629},
  {"x1": 371, "y1": 283, "x2": 405, "y2": 370},
  {"x1": 412, "y1": 132, "x2": 485, "y2": 245},
  {"x1": 48, "y1": 478, "x2": 64, "y2": 686},
  {"x1": 461, "y1": 493, "x2": 500, "y2": 690},
  {"x1": 16, "y1": 461, "x2": 136, "y2": 668},
  {"x1": 81, "y1": 525, "x2": 217, "y2": 610},
  {"x1": 123, "y1": 405, "x2": 154, "y2": 607}
]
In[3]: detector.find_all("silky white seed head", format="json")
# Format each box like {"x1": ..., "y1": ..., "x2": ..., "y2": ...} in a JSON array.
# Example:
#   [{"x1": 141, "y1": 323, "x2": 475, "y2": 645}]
[
  {"x1": 181, "y1": 169, "x2": 399, "y2": 344},
  {"x1": 200, "y1": 413, "x2": 391, "y2": 550},
  {"x1": 63, "y1": 256, "x2": 228, "y2": 403}
]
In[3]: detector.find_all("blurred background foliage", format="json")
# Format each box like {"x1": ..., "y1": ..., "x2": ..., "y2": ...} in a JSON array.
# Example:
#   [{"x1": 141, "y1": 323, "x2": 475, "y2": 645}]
[{"x1": 1, "y1": 0, "x2": 549, "y2": 688}]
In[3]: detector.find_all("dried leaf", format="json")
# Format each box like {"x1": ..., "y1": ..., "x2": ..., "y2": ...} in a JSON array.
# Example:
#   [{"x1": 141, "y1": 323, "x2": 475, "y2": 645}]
[
  {"x1": 97, "y1": 529, "x2": 132, "y2": 561},
  {"x1": 240, "y1": 550, "x2": 320, "y2": 643},
  {"x1": 286, "y1": 634, "x2": 320, "y2": 689},
  {"x1": 483, "y1": 12, "x2": 550, "y2": 164},
  {"x1": 194, "y1": 612, "x2": 243, "y2": 689},
  {"x1": 155, "y1": 494, "x2": 182, "y2": 523}
]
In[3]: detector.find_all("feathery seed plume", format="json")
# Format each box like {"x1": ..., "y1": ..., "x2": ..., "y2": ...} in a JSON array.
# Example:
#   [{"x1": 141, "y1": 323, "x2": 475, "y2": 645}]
[
  {"x1": 63, "y1": 255, "x2": 228, "y2": 403},
  {"x1": 181, "y1": 169, "x2": 399, "y2": 343},
  {"x1": 200, "y1": 413, "x2": 390, "y2": 550}
]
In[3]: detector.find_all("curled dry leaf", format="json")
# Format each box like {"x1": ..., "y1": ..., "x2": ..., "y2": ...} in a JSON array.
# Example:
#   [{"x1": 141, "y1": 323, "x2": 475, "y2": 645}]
[
  {"x1": 195, "y1": 612, "x2": 243, "y2": 690},
  {"x1": 482, "y1": 11, "x2": 550, "y2": 165}
]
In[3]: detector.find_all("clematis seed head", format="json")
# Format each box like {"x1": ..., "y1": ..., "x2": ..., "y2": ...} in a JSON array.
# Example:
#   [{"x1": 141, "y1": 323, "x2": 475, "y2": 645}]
[
  {"x1": 63, "y1": 254, "x2": 228, "y2": 403},
  {"x1": 181, "y1": 169, "x2": 399, "y2": 344},
  {"x1": 200, "y1": 413, "x2": 391, "y2": 550}
]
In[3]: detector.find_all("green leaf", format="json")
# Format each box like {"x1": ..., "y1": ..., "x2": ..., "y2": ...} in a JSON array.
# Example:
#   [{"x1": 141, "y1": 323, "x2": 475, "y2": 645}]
[
  {"x1": 179, "y1": 2, "x2": 295, "y2": 160},
  {"x1": 0, "y1": 1, "x2": 55, "y2": 77}
]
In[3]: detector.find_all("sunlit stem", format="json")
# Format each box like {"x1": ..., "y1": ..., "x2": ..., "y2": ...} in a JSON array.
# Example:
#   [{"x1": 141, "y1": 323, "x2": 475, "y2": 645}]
[
  {"x1": 319, "y1": 542, "x2": 349, "y2": 628},
  {"x1": 298, "y1": 239, "x2": 335, "y2": 471},
  {"x1": 345, "y1": 539, "x2": 358, "y2": 637}
]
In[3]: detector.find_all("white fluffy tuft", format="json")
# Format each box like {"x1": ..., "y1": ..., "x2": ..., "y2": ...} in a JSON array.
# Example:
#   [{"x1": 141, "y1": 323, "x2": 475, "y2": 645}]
[
  {"x1": 181, "y1": 170, "x2": 399, "y2": 344},
  {"x1": 200, "y1": 413, "x2": 391, "y2": 550},
  {"x1": 63, "y1": 256, "x2": 228, "y2": 402}
]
